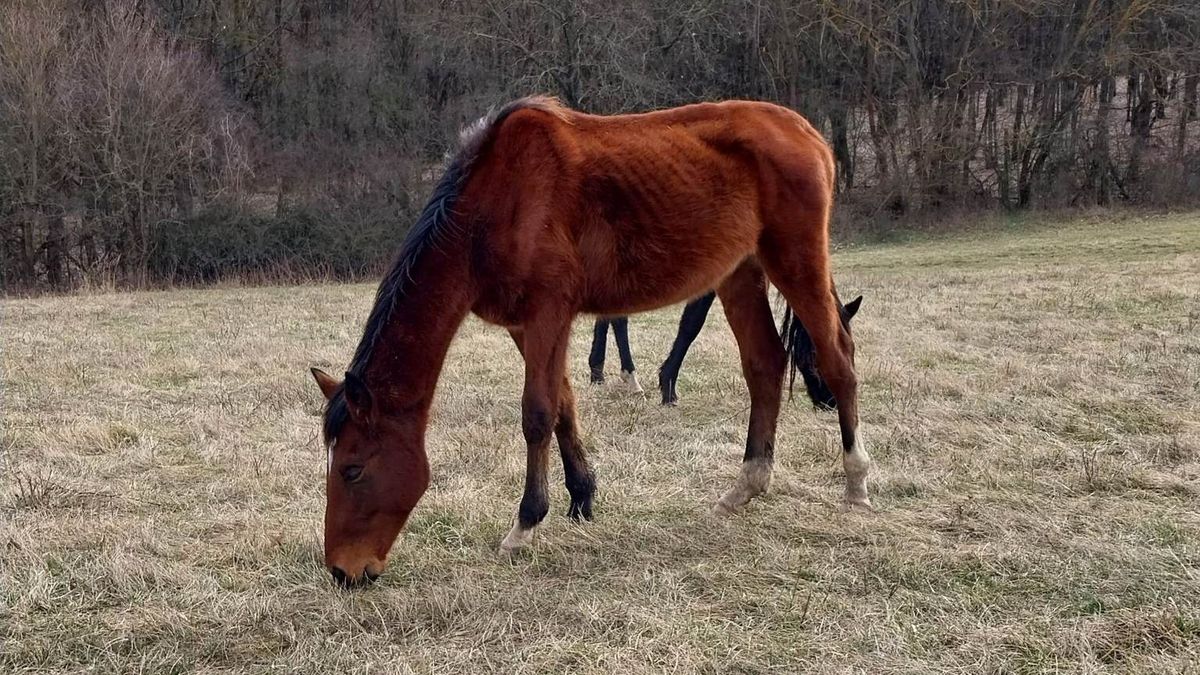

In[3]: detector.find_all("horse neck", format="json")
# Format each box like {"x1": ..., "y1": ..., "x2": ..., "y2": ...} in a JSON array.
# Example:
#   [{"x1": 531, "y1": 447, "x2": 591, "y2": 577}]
[{"x1": 361, "y1": 242, "x2": 474, "y2": 419}]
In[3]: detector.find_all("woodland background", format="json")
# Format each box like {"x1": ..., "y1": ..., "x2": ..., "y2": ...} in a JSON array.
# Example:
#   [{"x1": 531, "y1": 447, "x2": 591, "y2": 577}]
[{"x1": 2, "y1": 0, "x2": 1198, "y2": 290}]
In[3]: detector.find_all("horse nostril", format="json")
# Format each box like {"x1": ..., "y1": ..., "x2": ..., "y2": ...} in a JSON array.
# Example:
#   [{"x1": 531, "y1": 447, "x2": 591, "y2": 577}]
[
  {"x1": 331, "y1": 566, "x2": 379, "y2": 588},
  {"x1": 330, "y1": 566, "x2": 351, "y2": 588}
]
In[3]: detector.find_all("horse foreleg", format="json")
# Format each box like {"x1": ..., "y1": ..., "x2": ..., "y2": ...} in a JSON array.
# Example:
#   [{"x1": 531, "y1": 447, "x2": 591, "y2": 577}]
[
  {"x1": 761, "y1": 234, "x2": 871, "y2": 510},
  {"x1": 501, "y1": 314, "x2": 572, "y2": 553},
  {"x1": 510, "y1": 328, "x2": 596, "y2": 522},
  {"x1": 588, "y1": 319, "x2": 609, "y2": 383}
]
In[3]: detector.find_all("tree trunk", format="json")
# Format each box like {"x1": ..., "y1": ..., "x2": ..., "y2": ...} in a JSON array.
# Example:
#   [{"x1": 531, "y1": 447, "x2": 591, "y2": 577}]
[
  {"x1": 1094, "y1": 77, "x2": 1115, "y2": 204},
  {"x1": 828, "y1": 103, "x2": 854, "y2": 191},
  {"x1": 19, "y1": 206, "x2": 37, "y2": 284},
  {"x1": 1184, "y1": 73, "x2": 1198, "y2": 122},
  {"x1": 45, "y1": 212, "x2": 65, "y2": 289},
  {"x1": 1128, "y1": 72, "x2": 1155, "y2": 184}
]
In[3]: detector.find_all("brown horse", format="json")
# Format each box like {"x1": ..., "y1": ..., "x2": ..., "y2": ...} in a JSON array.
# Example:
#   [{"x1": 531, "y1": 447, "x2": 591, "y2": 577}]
[{"x1": 310, "y1": 96, "x2": 870, "y2": 586}]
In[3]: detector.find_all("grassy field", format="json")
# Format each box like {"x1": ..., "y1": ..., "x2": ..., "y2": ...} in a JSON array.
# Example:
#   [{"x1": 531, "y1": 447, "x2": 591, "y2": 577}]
[{"x1": 3, "y1": 212, "x2": 1199, "y2": 673}]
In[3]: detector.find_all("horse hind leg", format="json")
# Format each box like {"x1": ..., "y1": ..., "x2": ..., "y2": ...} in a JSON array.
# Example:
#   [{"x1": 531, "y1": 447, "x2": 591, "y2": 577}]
[
  {"x1": 658, "y1": 291, "x2": 716, "y2": 405},
  {"x1": 711, "y1": 261, "x2": 786, "y2": 514},
  {"x1": 759, "y1": 220, "x2": 871, "y2": 510}
]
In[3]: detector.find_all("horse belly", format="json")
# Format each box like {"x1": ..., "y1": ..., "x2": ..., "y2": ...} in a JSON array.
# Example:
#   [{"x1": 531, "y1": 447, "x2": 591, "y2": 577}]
[{"x1": 577, "y1": 202, "x2": 759, "y2": 315}]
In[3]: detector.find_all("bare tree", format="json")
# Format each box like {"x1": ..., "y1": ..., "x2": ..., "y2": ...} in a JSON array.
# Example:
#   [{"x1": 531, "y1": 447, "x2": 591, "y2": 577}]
[{"x1": 0, "y1": 0, "x2": 71, "y2": 287}]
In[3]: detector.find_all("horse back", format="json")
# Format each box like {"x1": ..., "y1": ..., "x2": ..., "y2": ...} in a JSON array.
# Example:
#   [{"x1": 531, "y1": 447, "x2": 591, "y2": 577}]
[{"x1": 463, "y1": 100, "x2": 835, "y2": 321}]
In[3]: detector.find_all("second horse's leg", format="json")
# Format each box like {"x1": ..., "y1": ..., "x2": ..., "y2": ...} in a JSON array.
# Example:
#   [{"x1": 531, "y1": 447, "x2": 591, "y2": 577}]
[
  {"x1": 611, "y1": 317, "x2": 643, "y2": 394},
  {"x1": 588, "y1": 319, "x2": 609, "y2": 384},
  {"x1": 658, "y1": 291, "x2": 716, "y2": 405}
]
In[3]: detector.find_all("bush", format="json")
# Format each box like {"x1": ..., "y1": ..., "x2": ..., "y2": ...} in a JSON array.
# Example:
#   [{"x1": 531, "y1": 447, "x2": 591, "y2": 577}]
[{"x1": 148, "y1": 200, "x2": 415, "y2": 284}]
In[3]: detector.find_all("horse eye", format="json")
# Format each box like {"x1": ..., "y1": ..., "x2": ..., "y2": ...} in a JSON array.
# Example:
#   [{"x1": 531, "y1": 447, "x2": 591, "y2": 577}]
[{"x1": 341, "y1": 465, "x2": 364, "y2": 483}]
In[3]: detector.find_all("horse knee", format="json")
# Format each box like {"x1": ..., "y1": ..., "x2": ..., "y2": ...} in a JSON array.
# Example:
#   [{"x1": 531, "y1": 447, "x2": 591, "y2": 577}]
[
  {"x1": 746, "y1": 348, "x2": 786, "y2": 386},
  {"x1": 522, "y1": 404, "x2": 555, "y2": 447}
]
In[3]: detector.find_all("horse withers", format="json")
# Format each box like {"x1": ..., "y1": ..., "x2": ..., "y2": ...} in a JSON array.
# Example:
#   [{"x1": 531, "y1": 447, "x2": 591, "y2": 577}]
[{"x1": 310, "y1": 96, "x2": 870, "y2": 586}]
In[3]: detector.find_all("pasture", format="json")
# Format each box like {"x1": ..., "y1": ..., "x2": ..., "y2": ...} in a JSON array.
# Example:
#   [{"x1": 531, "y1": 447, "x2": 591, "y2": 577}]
[{"x1": 3, "y1": 212, "x2": 1199, "y2": 673}]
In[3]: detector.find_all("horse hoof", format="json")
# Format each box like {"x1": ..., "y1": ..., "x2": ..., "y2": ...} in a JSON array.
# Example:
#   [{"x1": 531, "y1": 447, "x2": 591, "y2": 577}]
[
  {"x1": 841, "y1": 496, "x2": 874, "y2": 513},
  {"x1": 566, "y1": 499, "x2": 594, "y2": 522},
  {"x1": 620, "y1": 370, "x2": 644, "y2": 395},
  {"x1": 710, "y1": 500, "x2": 738, "y2": 517},
  {"x1": 499, "y1": 522, "x2": 536, "y2": 553}
]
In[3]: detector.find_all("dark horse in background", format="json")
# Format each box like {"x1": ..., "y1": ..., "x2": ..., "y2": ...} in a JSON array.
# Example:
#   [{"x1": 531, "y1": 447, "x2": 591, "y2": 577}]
[
  {"x1": 588, "y1": 316, "x2": 643, "y2": 393},
  {"x1": 310, "y1": 96, "x2": 871, "y2": 586},
  {"x1": 590, "y1": 291, "x2": 862, "y2": 405}
]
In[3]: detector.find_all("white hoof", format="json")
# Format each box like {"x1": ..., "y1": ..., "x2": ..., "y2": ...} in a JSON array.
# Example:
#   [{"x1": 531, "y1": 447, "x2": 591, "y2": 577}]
[
  {"x1": 714, "y1": 459, "x2": 772, "y2": 514},
  {"x1": 499, "y1": 521, "x2": 536, "y2": 554},
  {"x1": 620, "y1": 370, "x2": 645, "y2": 395},
  {"x1": 842, "y1": 495, "x2": 874, "y2": 513}
]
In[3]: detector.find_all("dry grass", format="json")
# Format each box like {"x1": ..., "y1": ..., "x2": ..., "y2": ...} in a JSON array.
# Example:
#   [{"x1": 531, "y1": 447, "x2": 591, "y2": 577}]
[{"x1": 3, "y1": 212, "x2": 1199, "y2": 673}]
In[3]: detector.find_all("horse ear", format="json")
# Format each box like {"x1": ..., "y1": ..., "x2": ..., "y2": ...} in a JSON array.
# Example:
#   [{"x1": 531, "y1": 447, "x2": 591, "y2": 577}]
[
  {"x1": 311, "y1": 368, "x2": 341, "y2": 400},
  {"x1": 343, "y1": 371, "x2": 375, "y2": 422},
  {"x1": 843, "y1": 295, "x2": 863, "y2": 320}
]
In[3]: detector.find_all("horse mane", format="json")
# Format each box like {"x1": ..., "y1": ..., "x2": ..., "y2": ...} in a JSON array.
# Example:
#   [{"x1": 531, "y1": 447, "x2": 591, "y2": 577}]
[{"x1": 323, "y1": 96, "x2": 567, "y2": 441}]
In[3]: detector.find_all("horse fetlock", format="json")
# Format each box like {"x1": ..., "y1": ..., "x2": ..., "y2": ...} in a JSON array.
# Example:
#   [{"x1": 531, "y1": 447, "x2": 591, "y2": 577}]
[
  {"x1": 565, "y1": 469, "x2": 596, "y2": 499},
  {"x1": 567, "y1": 493, "x2": 594, "y2": 521},
  {"x1": 738, "y1": 458, "x2": 773, "y2": 495},
  {"x1": 842, "y1": 430, "x2": 872, "y2": 511},
  {"x1": 518, "y1": 491, "x2": 550, "y2": 529},
  {"x1": 565, "y1": 471, "x2": 596, "y2": 521}
]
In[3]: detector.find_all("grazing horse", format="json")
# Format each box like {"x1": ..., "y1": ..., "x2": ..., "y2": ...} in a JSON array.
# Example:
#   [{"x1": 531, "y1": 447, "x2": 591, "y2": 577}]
[
  {"x1": 596, "y1": 291, "x2": 863, "y2": 406},
  {"x1": 310, "y1": 96, "x2": 870, "y2": 586}
]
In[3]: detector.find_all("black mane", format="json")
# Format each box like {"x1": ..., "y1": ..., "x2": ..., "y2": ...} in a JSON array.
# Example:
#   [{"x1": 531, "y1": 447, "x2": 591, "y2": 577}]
[
  {"x1": 322, "y1": 96, "x2": 566, "y2": 441},
  {"x1": 346, "y1": 159, "x2": 467, "y2": 377}
]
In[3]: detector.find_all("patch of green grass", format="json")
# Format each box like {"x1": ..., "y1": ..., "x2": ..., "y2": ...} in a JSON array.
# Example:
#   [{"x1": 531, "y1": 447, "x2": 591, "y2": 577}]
[{"x1": 1140, "y1": 516, "x2": 1189, "y2": 548}]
